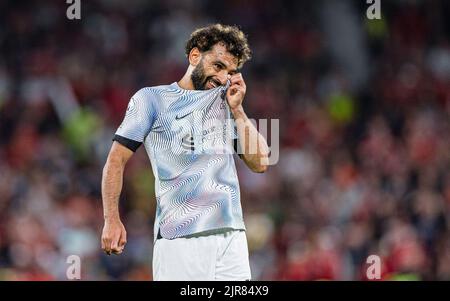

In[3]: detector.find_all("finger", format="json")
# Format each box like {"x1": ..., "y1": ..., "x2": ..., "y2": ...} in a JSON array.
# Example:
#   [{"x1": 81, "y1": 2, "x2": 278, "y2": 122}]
[
  {"x1": 228, "y1": 83, "x2": 241, "y2": 89},
  {"x1": 102, "y1": 243, "x2": 112, "y2": 255},
  {"x1": 227, "y1": 84, "x2": 242, "y2": 95},
  {"x1": 230, "y1": 75, "x2": 244, "y2": 86},
  {"x1": 230, "y1": 72, "x2": 242, "y2": 80},
  {"x1": 119, "y1": 234, "x2": 127, "y2": 248},
  {"x1": 231, "y1": 72, "x2": 244, "y2": 81},
  {"x1": 117, "y1": 243, "x2": 125, "y2": 252},
  {"x1": 119, "y1": 229, "x2": 127, "y2": 247},
  {"x1": 111, "y1": 239, "x2": 119, "y2": 251},
  {"x1": 103, "y1": 245, "x2": 112, "y2": 255},
  {"x1": 226, "y1": 87, "x2": 237, "y2": 97},
  {"x1": 111, "y1": 243, "x2": 124, "y2": 254},
  {"x1": 111, "y1": 248, "x2": 123, "y2": 255},
  {"x1": 102, "y1": 237, "x2": 112, "y2": 254}
]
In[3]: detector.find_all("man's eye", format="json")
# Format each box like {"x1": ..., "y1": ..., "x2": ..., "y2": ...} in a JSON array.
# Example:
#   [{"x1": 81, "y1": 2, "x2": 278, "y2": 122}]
[{"x1": 214, "y1": 64, "x2": 221, "y2": 69}]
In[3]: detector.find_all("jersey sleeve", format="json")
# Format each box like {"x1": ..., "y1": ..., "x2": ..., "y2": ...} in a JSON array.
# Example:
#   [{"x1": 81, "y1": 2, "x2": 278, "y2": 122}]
[{"x1": 114, "y1": 88, "x2": 157, "y2": 152}]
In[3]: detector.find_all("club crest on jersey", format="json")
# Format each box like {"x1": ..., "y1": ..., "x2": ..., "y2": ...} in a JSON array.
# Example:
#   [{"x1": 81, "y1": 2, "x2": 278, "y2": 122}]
[
  {"x1": 181, "y1": 133, "x2": 195, "y2": 151},
  {"x1": 126, "y1": 97, "x2": 135, "y2": 113}
]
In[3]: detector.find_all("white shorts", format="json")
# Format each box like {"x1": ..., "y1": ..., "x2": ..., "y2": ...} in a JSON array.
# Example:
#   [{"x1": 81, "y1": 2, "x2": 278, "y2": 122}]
[{"x1": 152, "y1": 229, "x2": 251, "y2": 281}]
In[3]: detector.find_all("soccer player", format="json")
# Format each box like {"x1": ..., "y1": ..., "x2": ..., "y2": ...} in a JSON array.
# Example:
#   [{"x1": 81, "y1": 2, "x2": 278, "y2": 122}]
[{"x1": 101, "y1": 24, "x2": 270, "y2": 281}]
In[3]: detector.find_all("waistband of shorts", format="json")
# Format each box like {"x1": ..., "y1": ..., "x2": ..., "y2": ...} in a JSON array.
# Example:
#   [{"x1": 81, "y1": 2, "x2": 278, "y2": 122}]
[{"x1": 156, "y1": 227, "x2": 244, "y2": 240}]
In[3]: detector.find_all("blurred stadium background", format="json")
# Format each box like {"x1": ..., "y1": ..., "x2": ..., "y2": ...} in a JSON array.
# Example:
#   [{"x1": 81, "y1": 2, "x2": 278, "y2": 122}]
[{"x1": 0, "y1": 0, "x2": 450, "y2": 280}]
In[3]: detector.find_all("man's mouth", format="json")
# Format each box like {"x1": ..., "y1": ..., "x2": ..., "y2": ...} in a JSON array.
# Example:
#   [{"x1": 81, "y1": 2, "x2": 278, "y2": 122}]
[{"x1": 206, "y1": 79, "x2": 221, "y2": 89}]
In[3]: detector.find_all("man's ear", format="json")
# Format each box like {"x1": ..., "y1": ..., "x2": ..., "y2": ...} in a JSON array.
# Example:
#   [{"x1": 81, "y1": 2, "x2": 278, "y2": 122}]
[{"x1": 188, "y1": 47, "x2": 202, "y2": 66}]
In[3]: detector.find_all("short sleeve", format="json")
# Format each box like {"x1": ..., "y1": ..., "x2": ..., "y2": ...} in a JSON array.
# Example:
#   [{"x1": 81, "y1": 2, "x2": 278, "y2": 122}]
[{"x1": 114, "y1": 88, "x2": 156, "y2": 151}]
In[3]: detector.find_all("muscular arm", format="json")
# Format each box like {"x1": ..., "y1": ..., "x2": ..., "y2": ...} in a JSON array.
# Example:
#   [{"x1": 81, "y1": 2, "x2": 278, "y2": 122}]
[
  {"x1": 226, "y1": 73, "x2": 269, "y2": 173},
  {"x1": 101, "y1": 141, "x2": 134, "y2": 255},
  {"x1": 231, "y1": 105, "x2": 269, "y2": 173}
]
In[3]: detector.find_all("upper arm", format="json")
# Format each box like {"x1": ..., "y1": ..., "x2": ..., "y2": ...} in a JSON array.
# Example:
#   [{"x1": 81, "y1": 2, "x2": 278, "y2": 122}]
[{"x1": 106, "y1": 141, "x2": 135, "y2": 167}]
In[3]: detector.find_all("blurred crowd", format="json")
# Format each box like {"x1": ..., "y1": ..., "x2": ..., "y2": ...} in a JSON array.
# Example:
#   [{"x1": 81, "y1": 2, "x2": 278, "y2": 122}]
[{"x1": 0, "y1": 0, "x2": 449, "y2": 280}]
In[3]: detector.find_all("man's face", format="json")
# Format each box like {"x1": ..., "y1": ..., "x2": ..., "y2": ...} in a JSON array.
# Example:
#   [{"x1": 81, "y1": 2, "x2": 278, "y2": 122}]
[{"x1": 191, "y1": 43, "x2": 239, "y2": 90}]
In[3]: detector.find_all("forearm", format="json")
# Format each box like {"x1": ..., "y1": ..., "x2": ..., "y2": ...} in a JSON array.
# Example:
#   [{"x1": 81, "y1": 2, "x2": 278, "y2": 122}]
[
  {"x1": 101, "y1": 159, "x2": 125, "y2": 221},
  {"x1": 231, "y1": 105, "x2": 269, "y2": 173}
]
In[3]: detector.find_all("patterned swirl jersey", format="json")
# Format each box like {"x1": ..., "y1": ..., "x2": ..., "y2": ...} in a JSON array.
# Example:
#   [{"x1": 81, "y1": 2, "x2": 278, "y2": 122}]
[{"x1": 114, "y1": 82, "x2": 245, "y2": 240}]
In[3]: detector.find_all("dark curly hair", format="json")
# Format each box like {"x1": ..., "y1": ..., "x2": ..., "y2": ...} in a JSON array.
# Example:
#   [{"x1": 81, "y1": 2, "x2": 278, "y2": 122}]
[{"x1": 185, "y1": 24, "x2": 252, "y2": 69}]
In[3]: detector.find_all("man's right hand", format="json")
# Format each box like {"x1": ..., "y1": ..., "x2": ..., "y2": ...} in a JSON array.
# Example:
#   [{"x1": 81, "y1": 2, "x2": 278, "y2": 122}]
[{"x1": 101, "y1": 218, "x2": 127, "y2": 255}]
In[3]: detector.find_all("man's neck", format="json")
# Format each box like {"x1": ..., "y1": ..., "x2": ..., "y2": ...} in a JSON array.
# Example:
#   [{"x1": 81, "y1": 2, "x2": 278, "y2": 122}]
[{"x1": 177, "y1": 74, "x2": 194, "y2": 90}]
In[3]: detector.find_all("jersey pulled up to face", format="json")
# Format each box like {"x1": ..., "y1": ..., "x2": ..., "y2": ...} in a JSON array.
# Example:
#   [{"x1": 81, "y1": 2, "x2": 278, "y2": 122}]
[{"x1": 115, "y1": 82, "x2": 245, "y2": 240}]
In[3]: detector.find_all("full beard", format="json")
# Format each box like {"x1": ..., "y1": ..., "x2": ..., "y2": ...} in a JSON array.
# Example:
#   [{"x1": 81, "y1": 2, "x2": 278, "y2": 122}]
[{"x1": 191, "y1": 61, "x2": 219, "y2": 90}]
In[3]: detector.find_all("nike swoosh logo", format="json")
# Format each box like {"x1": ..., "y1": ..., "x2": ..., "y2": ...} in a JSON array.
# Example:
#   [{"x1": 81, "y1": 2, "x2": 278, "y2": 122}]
[{"x1": 175, "y1": 111, "x2": 193, "y2": 120}]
